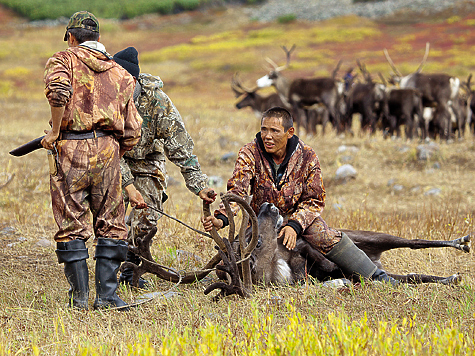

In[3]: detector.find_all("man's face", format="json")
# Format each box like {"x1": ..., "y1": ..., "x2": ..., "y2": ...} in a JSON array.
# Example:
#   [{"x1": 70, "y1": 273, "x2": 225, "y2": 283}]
[{"x1": 260, "y1": 116, "x2": 294, "y2": 158}]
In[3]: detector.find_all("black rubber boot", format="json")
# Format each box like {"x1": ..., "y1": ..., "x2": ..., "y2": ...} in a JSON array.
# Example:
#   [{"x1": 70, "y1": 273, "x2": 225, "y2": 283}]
[
  {"x1": 371, "y1": 268, "x2": 400, "y2": 286},
  {"x1": 56, "y1": 239, "x2": 90, "y2": 310},
  {"x1": 325, "y1": 232, "x2": 399, "y2": 286},
  {"x1": 93, "y1": 238, "x2": 130, "y2": 311},
  {"x1": 118, "y1": 250, "x2": 149, "y2": 289}
]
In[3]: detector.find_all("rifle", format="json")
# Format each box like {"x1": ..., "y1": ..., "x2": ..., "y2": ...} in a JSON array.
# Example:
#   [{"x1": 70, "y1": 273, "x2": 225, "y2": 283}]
[{"x1": 9, "y1": 136, "x2": 45, "y2": 157}]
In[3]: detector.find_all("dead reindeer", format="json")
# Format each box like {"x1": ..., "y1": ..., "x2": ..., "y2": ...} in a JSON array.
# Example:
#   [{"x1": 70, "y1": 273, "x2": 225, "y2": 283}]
[
  {"x1": 384, "y1": 42, "x2": 461, "y2": 140},
  {"x1": 236, "y1": 202, "x2": 470, "y2": 286}
]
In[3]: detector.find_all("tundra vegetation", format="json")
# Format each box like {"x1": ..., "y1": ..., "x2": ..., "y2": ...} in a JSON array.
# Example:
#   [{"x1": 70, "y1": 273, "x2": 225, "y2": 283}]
[{"x1": 0, "y1": 6, "x2": 474, "y2": 355}]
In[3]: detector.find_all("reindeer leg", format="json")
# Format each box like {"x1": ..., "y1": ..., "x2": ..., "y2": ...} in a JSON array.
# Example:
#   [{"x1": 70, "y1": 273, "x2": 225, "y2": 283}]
[{"x1": 388, "y1": 273, "x2": 462, "y2": 285}]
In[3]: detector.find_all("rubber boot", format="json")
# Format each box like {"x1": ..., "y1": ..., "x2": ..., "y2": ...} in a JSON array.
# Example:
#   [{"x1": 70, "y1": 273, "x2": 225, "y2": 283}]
[
  {"x1": 56, "y1": 239, "x2": 90, "y2": 310},
  {"x1": 93, "y1": 238, "x2": 130, "y2": 311},
  {"x1": 325, "y1": 232, "x2": 399, "y2": 286},
  {"x1": 119, "y1": 250, "x2": 149, "y2": 289}
]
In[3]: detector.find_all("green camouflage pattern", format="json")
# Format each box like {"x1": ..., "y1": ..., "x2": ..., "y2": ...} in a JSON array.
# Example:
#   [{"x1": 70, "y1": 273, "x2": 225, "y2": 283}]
[
  {"x1": 44, "y1": 45, "x2": 142, "y2": 152},
  {"x1": 123, "y1": 173, "x2": 165, "y2": 243},
  {"x1": 66, "y1": 11, "x2": 99, "y2": 32},
  {"x1": 121, "y1": 73, "x2": 208, "y2": 194},
  {"x1": 51, "y1": 136, "x2": 128, "y2": 242},
  {"x1": 120, "y1": 73, "x2": 208, "y2": 241}
]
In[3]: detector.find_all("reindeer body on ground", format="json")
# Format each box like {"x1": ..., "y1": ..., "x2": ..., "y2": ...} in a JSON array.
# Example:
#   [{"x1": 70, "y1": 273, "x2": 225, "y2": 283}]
[{"x1": 249, "y1": 202, "x2": 470, "y2": 286}]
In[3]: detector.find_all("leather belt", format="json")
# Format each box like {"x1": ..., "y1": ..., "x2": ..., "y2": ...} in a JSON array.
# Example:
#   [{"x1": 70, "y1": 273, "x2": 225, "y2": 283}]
[{"x1": 59, "y1": 129, "x2": 110, "y2": 140}]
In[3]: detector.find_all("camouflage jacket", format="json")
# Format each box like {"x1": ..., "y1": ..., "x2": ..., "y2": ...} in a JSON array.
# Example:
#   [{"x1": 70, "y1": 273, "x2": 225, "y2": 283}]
[
  {"x1": 44, "y1": 42, "x2": 142, "y2": 151},
  {"x1": 120, "y1": 73, "x2": 208, "y2": 195},
  {"x1": 215, "y1": 133, "x2": 326, "y2": 234}
]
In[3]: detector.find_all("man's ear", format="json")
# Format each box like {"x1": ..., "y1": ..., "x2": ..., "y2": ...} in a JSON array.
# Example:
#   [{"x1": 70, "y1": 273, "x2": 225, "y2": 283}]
[{"x1": 287, "y1": 127, "x2": 295, "y2": 138}]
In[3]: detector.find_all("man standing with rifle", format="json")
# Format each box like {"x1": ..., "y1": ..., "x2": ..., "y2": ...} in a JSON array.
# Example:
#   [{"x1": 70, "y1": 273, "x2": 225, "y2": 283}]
[{"x1": 41, "y1": 11, "x2": 142, "y2": 310}]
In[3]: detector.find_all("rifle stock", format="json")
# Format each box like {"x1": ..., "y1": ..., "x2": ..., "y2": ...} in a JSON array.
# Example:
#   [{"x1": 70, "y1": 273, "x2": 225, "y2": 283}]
[{"x1": 9, "y1": 136, "x2": 45, "y2": 157}]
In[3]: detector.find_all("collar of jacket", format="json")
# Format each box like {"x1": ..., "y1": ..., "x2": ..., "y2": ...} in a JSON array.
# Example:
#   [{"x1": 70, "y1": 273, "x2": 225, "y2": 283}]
[{"x1": 256, "y1": 132, "x2": 299, "y2": 189}]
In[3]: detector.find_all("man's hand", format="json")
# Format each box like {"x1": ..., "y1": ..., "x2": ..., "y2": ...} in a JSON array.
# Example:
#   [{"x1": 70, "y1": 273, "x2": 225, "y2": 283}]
[
  {"x1": 198, "y1": 187, "x2": 217, "y2": 204},
  {"x1": 124, "y1": 184, "x2": 147, "y2": 209},
  {"x1": 201, "y1": 215, "x2": 223, "y2": 232},
  {"x1": 41, "y1": 129, "x2": 59, "y2": 150},
  {"x1": 42, "y1": 106, "x2": 64, "y2": 150},
  {"x1": 278, "y1": 226, "x2": 297, "y2": 250}
]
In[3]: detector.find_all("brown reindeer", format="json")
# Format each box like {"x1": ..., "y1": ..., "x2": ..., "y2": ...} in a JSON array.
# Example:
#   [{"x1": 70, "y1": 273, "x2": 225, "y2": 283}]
[
  {"x1": 384, "y1": 43, "x2": 461, "y2": 140},
  {"x1": 256, "y1": 45, "x2": 344, "y2": 135},
  {"x1": 343, "y1": 60, "x2": 386, "y2": 135},
  {"x1": 460, "y1": 74, "x2": 475, "y2": 136},
  {"x1": 379, "y1": 73, "x2": 424, "y2": 139},
  {"x1": 231, "y1": 73, "x2": 286, "y2": 117}
]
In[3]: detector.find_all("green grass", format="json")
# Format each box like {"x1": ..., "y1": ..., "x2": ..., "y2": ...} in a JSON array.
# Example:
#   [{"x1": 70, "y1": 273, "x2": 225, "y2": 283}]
[{"x1": 0, "y1": 0, "x2": 260, "y2": 20}]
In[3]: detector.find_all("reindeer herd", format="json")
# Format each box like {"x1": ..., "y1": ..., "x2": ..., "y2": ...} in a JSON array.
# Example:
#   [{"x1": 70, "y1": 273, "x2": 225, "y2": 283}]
[{"x1": 232, "y1": 43, "x2": 475, "y2": 141}]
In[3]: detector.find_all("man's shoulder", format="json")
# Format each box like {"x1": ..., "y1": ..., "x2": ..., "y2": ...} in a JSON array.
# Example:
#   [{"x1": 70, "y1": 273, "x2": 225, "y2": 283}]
[
  {"x1": 297, "y1": 138, "x2": 315, "y2": 152},
  {"x1": 240, "y1": 139, "x2": 259, "y2": 153}
]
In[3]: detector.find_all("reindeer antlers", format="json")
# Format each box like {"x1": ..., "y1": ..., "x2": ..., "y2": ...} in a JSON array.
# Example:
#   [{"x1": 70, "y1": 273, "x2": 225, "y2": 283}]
[
  {"x1": 384, "y1": 42, "x2": 430, "y2": 77},
  {"x1": 415, "y1": 42, "x2": 430, "y2": 74},
  {"x1": 356, "y1": 59, "x2": 372, "y2": 83},
  {"x1": 265, "y1": 44, "x2": 296, "y2": 72},
  {"x1": 231, "y1": 72, "x2": 258, "y2": 97}
]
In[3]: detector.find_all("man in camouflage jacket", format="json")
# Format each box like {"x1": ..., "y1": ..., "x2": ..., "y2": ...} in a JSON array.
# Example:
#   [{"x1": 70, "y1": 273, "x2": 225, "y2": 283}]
[
  {"x1": 42, "y1": 11, "x2": 142, "y2": 311},
  {"x1": 113, "y1": 47, "x2": 215, "y2": 288},
  {"x1": 202, "y1": 107, "x2": 398, "y2": 285}
]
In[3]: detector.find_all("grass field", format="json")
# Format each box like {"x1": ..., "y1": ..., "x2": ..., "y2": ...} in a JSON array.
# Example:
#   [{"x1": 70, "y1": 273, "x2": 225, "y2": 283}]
[{"x1": 0, "y1": 5, "x2": 474, "y2": 355}]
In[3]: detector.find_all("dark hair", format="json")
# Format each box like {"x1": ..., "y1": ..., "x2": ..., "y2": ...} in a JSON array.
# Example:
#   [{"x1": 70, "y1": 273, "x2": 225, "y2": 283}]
[
  {"x1": 262, "y1": 106, "x2": 294, "y2": 131},
  {"x1": 66, "y1": 19, "x2": 100, "y2": 43}
]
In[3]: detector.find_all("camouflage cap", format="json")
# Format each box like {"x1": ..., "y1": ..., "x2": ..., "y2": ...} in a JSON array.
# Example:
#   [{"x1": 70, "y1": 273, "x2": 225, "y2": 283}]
[{"x1": 64, "y1": 11, "x2": 99, "y2": 41}]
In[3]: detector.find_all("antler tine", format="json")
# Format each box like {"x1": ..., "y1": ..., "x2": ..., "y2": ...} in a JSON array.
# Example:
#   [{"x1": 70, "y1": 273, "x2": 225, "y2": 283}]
[
  {"x1": 356, "y1": 59, "x2": 371, "y2": 83},
  {"x1": 415, "y1": 42, "x2": 430, "y2": 74},
  {"x1": 332, "y1": 59, "x2": 343, "y2": 79},
  {"x1": 265, "y1": 56, "x2": 280, "y2": 70},
  {"x1": 202, "y1": 198, "x2": 227, "y2": 252},
  {"x1": 231, "y1": 72, "x2": 245, "y2": 97},
  {"x1": 383, "y1": 48, "x2": 402, "y2": 78},
  {"x1": 221, "y1": 193, "x2": 259, "y2": 293},
  {"x1": 276, "y1": 44, "x2": 295, "y2": 71},
  {"x1": 378, "y1": 72, "x2": 388, "y2": 86}
]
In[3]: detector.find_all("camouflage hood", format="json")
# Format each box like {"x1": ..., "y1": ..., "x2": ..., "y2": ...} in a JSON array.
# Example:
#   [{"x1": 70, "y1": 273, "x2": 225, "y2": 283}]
[
  {"x1": 138, "y1": 73, "x2": 164, "y2": 92},
  {"x1": 66, "y1": 42, "x2": 115, "y2": 73}
]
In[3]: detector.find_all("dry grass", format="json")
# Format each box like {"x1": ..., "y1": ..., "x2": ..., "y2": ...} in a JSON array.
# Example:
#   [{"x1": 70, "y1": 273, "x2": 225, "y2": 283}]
[{"x1": 0, "y1": 6, "x2": 475, "y2": 355}]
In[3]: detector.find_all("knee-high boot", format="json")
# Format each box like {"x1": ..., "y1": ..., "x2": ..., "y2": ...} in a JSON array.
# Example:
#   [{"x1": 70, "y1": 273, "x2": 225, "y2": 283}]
[
  {"x1": 93, "y1": 238, "x2": 129, "y2": 310},
  {"x1": 55, "y1": 239, "x2": 90, "y2": 310},
  {"x1": 325, "y1": 232, "x2": 399, "y2": 286}
]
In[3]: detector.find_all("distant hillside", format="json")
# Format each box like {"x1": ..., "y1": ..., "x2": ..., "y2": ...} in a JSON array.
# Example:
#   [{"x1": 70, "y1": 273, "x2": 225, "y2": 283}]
[{"x1": 0, "y1": 0, "x2": 258, "y2": 21}]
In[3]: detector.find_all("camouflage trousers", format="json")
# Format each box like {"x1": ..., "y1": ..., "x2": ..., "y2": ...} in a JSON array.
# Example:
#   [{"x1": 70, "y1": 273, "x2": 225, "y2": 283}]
[
  {"x1": 50, "y1": 135, "x2": 127, "y2": 242},
  {"x1": 123, "y1": 172, "x2": 165, "y2": 244},
  {"x1": 301, "y1": 215, "x2": 342, "y2": 255}
]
